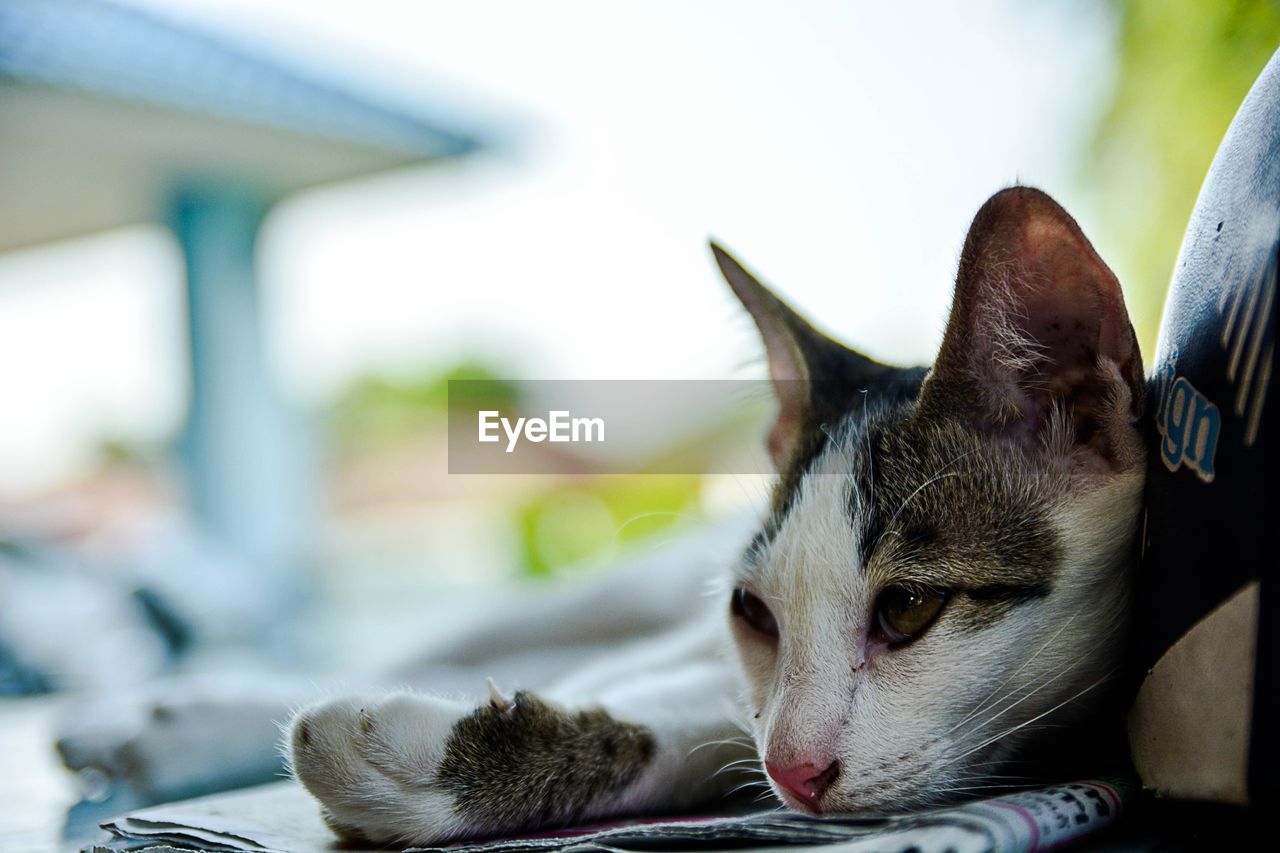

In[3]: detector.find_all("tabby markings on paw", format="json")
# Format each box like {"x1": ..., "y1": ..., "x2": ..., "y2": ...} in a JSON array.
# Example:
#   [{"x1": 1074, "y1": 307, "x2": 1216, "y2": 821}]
[
  {"x1": 438, "y1": 690, "x2": 655, "y2": 827},
  {"x1": 289, "y1": 689, "x2": 655, "y2": 844}
]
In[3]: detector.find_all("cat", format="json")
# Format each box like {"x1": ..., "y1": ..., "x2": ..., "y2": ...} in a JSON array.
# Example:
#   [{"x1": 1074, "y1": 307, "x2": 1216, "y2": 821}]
[{"x1": 285, "y1": 186, "x2": 1146, "y2": 845}]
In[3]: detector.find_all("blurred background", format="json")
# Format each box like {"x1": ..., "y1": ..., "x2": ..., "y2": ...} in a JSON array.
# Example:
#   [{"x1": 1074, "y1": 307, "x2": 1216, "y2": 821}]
[{"x1": 1, "y1": 0, "x2": 1277, "y2": 847}]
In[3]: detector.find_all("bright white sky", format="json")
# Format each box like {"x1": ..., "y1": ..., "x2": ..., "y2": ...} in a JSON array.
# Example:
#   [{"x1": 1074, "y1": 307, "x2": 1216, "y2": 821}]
[{"x1": 0, "y1": 0, "x2": 1116, "y2": 495}]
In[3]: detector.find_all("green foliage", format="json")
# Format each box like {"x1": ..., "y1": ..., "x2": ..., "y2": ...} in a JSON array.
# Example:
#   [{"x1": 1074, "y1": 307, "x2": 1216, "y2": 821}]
[
  {"x1": 326, "y1": 359, "x2": 519, "y2": 454},
  {"x1": 515, "y1": 475, "x2": 703, "y2": 578},
  {"x1": 324, "y1": 360, "x2": 710, "y2": 579},
  {"x1": 1087, "y1": 0, "x2": 1280, "y2": 355}
]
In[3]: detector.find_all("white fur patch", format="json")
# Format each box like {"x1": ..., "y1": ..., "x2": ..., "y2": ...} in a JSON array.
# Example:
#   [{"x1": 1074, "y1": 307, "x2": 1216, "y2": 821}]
[
  {"x1": 732, "y1": 430, "x2": 1143, "y2": 813},
  {"x1": 288, "y1": 693, "x2": 472, "y2": 844}
]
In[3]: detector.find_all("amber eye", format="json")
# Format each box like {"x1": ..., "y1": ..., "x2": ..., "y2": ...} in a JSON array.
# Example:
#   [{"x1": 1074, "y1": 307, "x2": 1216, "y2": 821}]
[
  {"x1": 731, "y1": 588, "x2": 778, "y2": 637},
  {"x1": 874, "y1": 586, "x2": 948, "y2": 645}
]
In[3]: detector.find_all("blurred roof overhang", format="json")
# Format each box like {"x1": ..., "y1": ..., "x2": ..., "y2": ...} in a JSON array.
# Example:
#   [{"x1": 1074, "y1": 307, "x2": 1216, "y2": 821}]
[{"x1": 0, "y1": 0, "x2": 492, "y2": 253}]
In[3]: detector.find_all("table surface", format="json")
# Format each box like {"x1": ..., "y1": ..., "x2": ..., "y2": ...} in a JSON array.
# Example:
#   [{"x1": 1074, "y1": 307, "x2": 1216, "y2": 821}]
[{"x1": 0, "y1": 695, "x2": 94, "y2": 852}]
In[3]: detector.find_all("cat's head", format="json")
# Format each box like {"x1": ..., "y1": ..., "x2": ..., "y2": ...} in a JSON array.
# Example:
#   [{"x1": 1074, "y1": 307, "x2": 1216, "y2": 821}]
[{"x1": 716, "y1": 187, "x2": 1144, "y2": 814}]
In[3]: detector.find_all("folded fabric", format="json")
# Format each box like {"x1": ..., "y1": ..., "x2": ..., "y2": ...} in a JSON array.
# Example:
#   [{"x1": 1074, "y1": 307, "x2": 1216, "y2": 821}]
[{"x1": 90, "y1": 777, "x2": 1128, "y2": 853}]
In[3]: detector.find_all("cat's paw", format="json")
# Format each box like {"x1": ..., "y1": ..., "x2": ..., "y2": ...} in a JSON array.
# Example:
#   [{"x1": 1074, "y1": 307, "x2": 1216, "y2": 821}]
[
  {"x1": 287, "y1": 687, "x2": 656, "y2": 845},
  {"x1": 288, "y1": 692, "x2": 470, "y2": 843}
]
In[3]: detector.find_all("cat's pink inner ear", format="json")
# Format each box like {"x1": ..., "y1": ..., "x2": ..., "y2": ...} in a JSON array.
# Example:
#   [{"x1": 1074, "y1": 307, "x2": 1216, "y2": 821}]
[
  {"x1": 927, "y1": 187, "x2": 1143, "y2": 465},
  {"x1": 1017, "y1": 210, "x2": 1134, "y2": 368},
  {"x1": 711, "y1": 243, "x2": 810, "y2": 469},
  {"x1": 749, "y1": 315, "x2": 807, "y2": 468},
  {"x1": 1015, "y1": 211, "x2": 1138, "y2": 398}
]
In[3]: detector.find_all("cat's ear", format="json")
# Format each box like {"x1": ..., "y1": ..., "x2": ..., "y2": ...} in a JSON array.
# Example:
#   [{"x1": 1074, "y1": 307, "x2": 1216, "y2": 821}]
[
  {"x1": 711, "y1": 242, "x2": 895, "y2": 470},
  {"x1": 921, "y1": 187, "x2": 1144, "y2": 472}
]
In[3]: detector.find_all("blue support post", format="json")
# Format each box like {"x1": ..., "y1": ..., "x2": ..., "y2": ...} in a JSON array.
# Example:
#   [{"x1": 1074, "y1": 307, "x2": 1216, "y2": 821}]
[{"x1": 170, "y1": 186, "x2": 311, "y2": 613}]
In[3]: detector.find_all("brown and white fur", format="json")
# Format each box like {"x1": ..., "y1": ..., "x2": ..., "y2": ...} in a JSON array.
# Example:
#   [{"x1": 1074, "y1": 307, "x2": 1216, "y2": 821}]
[
  {"x1": 279, "y1": 187, "x2": 1146, "y2": 844},
  {"x1": 57, "y1": 187, "x2": 1144, "y2": 845}
]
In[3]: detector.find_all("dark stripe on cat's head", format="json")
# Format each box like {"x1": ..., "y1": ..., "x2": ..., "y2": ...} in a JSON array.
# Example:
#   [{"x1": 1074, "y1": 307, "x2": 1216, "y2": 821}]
[
  {"x1": 767, "y1": 367, "x2": 929, "y2": 536},
  {"x1": 853, "y1": 411, "x2": 1063, "y2": 596},
  {"x1": 748, "y1": 377, "x2": 1062, "y2": 621},
  {"x1": 719, "y1": 187, "x2": 1141, "y2": 627}
]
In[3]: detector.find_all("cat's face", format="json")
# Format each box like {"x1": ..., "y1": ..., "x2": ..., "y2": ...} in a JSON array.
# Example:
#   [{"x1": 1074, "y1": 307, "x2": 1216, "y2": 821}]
[{"x1": 715, "y1": 187, "x2": 1145, "y2": 814}]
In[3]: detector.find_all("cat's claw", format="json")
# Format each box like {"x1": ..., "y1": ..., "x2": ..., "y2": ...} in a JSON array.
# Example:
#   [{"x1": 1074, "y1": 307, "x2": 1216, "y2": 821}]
[{"x1": 486, "y1": 676, "x2": 514, "y2": 712}]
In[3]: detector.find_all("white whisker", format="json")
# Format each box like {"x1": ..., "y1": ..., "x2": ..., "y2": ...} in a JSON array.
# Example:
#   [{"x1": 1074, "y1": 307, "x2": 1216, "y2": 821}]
[
  {"x1": 941, "y1": 669, "x2": 1117, "y2": 769},
  {"x1": 942, "y1": 613, "x2": 1080, "y2": 738}
]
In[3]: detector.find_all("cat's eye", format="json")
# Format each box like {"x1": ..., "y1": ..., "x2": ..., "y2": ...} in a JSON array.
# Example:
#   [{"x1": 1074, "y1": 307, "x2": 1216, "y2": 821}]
[
  {"x1": 731, "y1": 588, "x2": 778, "y2": 637},
  {"x1": 874, "y1": 586, "x2": 948, "y2": 645}
]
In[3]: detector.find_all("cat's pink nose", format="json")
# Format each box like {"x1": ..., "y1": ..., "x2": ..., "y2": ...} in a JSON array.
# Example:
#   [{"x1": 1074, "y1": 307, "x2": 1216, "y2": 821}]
[{"x1": 765, "y1": 759, "x2": 840, "y2": 809}]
